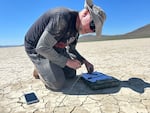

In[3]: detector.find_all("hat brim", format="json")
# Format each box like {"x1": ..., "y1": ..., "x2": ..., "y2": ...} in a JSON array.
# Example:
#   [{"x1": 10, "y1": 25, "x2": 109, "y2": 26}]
[{"x1": 85, "y1": 0, "x2": 106, "y2": 37}]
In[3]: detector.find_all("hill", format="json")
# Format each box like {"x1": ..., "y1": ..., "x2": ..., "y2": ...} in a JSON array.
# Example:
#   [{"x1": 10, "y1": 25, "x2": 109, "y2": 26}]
[
  {"x1": 0, "y1": 45, "x2": 23, "y2": 48},
  {"x1": 79, "y1": 24, "x2": 150, "y2": 42},
  {"x1": 125, "y1": 24, "x2": 150, "y2": 37}
]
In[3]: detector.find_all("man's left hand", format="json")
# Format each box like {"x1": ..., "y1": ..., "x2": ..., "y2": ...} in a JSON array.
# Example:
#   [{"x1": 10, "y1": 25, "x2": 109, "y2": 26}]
[{"x1": 84, "y1": 60, "x2": 94, "y2": 74}]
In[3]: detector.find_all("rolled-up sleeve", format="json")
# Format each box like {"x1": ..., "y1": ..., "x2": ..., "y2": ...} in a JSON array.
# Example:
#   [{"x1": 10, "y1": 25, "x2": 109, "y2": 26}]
[{"x1": 36, "y1": 30, "x2": 68, "y2": 67}]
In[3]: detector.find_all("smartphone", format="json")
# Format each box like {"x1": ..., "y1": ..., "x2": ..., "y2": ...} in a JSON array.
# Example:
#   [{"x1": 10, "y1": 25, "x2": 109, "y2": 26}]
[{"x1": 24, "y1": 92, "x2": 39, "y2": 105}]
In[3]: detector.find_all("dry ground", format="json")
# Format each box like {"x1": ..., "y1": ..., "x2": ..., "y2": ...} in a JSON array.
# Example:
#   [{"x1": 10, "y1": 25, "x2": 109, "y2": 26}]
[{"x1": 0, "y1": 38, "x2": 150, "y2": 113}]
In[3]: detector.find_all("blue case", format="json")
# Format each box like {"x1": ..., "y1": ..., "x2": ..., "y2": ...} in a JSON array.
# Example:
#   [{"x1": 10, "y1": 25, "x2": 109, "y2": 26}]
[{"x1": 81, "y1": 71, "x2": 120, "y2": 90}]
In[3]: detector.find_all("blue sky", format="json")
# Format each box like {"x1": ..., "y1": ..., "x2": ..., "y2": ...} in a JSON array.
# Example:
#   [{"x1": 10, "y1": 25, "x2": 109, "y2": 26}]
[{"x1": 0, "y1": 0, "x2": 150, "y2": 45}]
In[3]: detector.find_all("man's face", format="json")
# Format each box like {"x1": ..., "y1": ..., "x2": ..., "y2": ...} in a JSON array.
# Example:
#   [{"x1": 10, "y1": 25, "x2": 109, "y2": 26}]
[{"x1": 79, "y1": 10, "x2": 95, "y2": 34}]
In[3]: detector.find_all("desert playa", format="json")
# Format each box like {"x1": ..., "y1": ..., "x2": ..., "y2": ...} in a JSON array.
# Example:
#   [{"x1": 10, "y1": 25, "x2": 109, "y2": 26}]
[{"x1": 0, "y1": 38, "x2": 150, "y2": 113}]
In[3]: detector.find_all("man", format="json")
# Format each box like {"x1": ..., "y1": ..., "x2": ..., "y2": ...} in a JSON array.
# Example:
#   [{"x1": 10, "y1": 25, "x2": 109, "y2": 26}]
[{"x1": 24, "y1": 0, "x2": 106, "y2": 91}]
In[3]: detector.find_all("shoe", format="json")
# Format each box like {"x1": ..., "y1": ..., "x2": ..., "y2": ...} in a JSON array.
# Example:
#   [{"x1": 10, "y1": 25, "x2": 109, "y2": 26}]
[{"x1": 33, "y1": 69, "x2": 40, "y2": 79}]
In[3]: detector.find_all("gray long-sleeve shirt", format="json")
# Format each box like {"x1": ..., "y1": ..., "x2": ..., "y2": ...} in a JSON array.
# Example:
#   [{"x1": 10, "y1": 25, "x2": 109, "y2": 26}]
[{"x1": 24, "y1": 7, "x2": 85, "y2": 67}]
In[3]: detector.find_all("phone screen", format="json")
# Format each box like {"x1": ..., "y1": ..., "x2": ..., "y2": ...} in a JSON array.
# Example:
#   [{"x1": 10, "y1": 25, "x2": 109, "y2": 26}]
[{"x1": 24, "y1": 92, "x2": 39, "y2": 104}]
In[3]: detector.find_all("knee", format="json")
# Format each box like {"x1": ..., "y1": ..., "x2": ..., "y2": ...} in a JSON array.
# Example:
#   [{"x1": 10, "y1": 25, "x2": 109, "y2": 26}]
[{"x1": 46, "y1": 80, "x2": 65, "y2": 91}]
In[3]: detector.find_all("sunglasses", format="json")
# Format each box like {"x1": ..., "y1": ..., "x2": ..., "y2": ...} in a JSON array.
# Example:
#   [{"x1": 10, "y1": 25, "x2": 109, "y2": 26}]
[{"x1": 89, "y1": 20, "x2": 95, "y2": 32}]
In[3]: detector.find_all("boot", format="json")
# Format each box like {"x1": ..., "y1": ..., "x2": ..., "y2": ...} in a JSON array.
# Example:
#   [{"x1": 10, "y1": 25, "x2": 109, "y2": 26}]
[{"x1": 33, "y1": 68, "x2": 40, "y2": 79}]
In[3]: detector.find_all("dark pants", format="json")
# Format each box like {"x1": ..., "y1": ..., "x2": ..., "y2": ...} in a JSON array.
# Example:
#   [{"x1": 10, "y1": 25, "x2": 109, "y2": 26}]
[{"x1": 27, "y1": 48, "x2": 76, "y2": 91}]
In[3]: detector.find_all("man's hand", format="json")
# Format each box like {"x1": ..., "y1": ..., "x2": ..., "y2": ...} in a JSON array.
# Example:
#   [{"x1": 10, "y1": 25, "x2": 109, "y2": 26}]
[
  {"x1": 66, "y1": 59, "x2": 81, "y2": 70},
  {"x1": 83, "y1": 60, "x2": 94, "y2": 74}
]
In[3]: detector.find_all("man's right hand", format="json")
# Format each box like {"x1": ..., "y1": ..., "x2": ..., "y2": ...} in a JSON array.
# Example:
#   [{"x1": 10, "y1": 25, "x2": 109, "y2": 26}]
[{"x1": 66, "y1": 59, "x2": 81, "y2": 70}]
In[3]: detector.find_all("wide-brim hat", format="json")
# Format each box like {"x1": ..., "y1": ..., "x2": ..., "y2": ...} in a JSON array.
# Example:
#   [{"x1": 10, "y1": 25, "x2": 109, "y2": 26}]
[{"x1": 84, "y1": 0, "x2": 106, "y2": 37}]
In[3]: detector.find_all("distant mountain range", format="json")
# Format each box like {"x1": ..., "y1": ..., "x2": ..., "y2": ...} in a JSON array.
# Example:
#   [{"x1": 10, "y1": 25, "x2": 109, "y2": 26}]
[
  {"x1": 0, "y1": 24, "x2": 150, "y2": 47},
  {"x1": 0, "y1": 45, "x2": 23, "y2": 48},
  {"x1": 79, "y1": 24, "x2": 150, "y2": 42}
]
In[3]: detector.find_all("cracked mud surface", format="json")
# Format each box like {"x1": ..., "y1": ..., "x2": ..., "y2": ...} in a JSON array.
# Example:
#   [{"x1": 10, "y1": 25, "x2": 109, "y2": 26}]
[{"x1": 0, "y1": 38, "x2": 150, "y2": 113}]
